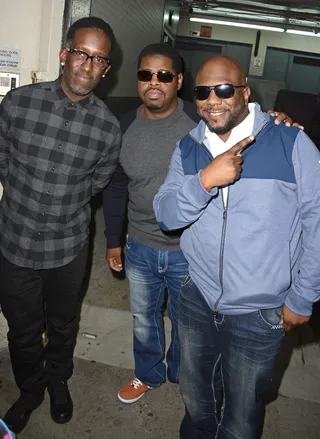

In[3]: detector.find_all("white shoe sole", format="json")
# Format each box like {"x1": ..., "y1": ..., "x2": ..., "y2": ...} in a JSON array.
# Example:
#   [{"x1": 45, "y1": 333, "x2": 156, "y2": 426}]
[{"x1": 117, "y1": 390, "x2": 148, "y2": 404}]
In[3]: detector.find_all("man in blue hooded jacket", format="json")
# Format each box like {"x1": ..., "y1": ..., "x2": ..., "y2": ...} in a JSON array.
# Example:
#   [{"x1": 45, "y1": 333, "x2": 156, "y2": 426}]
[{"x1": 154, "y1": 55, "x2": 320, "y2": 439}]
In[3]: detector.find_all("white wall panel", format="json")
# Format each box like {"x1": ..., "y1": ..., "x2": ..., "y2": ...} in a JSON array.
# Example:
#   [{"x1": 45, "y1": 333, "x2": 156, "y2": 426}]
[{"x1": 0, "y1": 0, "x2": 64, "y2": 88}]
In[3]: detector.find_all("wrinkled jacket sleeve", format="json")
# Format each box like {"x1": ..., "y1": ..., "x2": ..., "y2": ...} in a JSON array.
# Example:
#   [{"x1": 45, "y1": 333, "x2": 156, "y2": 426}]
[
  {"x1": 285, "y1": 130, "x2": 320, "y2": 316},
  {"x1": 0, "y1": 93, "x2": 13, "y2": 185},
  {"x1": 153, "y1": 141, "x2": 217, "y2": 231}
]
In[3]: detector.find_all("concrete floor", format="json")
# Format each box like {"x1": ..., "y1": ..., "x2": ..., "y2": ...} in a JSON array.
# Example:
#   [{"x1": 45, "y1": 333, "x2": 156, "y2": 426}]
[
  {"x1": 1, "y1": 351, "x2": 320, "y2": 439},
  {"x1": 1, "y1": 205, "x2": 320, "y2": 438},
  {"x1": 82, "y1": 202, "x2": 130, "y2": 311}
]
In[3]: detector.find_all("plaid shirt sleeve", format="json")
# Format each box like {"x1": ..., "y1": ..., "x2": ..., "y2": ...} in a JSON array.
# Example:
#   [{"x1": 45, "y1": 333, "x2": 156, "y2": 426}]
[
  {"x1": 92, "y1": 128, "x2": 121, "y2": 196},
  {"x1": 0, "y1": 93, "x2": 13, "y2": 184}
]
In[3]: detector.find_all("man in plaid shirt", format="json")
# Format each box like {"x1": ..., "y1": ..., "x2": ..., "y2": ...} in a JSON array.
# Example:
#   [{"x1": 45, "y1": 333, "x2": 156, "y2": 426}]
[{"x1": 0, "y1": 17, "x2": 121, "y2": 434}]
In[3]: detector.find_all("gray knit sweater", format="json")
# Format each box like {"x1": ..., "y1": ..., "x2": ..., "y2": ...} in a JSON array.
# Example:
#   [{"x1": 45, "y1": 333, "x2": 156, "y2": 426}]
[{"x1": 119, "y1": 98, "x2": 198, "y2": 250}]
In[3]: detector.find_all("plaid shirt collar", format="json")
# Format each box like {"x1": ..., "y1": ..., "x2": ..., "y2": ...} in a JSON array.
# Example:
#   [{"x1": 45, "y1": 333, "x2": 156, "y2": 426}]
[{"x1": 50, "y1": 77, "x2": 95, "y2": 115}]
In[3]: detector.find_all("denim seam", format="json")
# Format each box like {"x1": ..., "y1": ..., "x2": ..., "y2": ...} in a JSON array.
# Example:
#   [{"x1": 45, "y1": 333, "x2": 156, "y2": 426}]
[
  {"x1": 215, "y1": 362, "x2": 225, "y2": 439},
  {"x1": 166, "y1": 279, "x2": 180, "y2": 383},
  {"x1": 152, "y1": 283, "x2": 166, "y2": 383},
  {"x1": 212, "y1": 353, "x2": 221, "y2": 426},
  {"x1": 158, "y1": 250, "x2": 168, "y2": 273}
]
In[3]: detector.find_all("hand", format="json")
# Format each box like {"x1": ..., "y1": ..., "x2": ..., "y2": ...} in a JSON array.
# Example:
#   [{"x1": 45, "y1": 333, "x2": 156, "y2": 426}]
[
  {"x1": 106, "y1": 247, "x2": 123, "y2": 272},
  {"x1": 200, "y1": 136, "x2": 254, "y2": 190},
  {"x1": 280, "y1": 304, "x2": 310, "y2": 332},
  {"x1": 267, "y1": 110, "x2": 304, "y2": 130}
]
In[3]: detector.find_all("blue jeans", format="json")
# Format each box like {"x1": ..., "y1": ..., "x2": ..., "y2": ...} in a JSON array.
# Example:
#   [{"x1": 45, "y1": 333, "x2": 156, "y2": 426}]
[
  {"x1": 179, "y1": 276, "x2": 284, "y2": 439},
  {"x1": 125, "y1": 236, "x2": 188, "y2": 387}
]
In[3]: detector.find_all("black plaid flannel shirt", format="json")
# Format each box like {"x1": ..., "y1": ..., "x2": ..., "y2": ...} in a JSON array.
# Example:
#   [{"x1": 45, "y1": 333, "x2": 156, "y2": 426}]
[{"x1": 0, "y1": 78, "x2": 121, "y2": 269}]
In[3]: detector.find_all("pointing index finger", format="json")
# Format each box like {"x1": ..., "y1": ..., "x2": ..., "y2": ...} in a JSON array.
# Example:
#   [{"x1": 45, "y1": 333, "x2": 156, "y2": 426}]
[{"x1": 230, "y1": 136, "x2": 254, "y2": 155}]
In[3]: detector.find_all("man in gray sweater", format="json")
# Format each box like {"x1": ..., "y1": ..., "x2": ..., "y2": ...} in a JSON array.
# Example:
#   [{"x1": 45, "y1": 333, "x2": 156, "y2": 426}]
[{"x1": 103, "y1": 43, "x2": 298, "y2": 404}]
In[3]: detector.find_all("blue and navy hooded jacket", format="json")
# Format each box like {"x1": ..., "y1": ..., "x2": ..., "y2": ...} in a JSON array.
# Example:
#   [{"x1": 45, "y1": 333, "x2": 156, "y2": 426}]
[{"x1": 154, "y1": 106, "x2": 320, "y2": 316}]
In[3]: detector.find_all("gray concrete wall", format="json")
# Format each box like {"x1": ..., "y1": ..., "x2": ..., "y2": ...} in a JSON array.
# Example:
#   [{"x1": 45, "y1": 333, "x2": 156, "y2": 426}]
[{"x1": 90, "y1": 0, "x2": 166, "y2": 97}]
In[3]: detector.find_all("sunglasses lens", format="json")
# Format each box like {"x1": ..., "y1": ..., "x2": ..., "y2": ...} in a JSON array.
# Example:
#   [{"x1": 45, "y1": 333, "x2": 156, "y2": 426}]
[
  {"x1": 137, "y1": 70, "x2": 175, "y2": 83},
  {"x1": 193, "y1": 84, "x2": 235, "y2": 100},
  {"x1": 137, "y1": 70, "x2": 152, "y2": 82},
  {"x1": 157, "y1": 71, "x2": 174, "y2": 83},
  {"x1": 214, "y1": 84, "x2": 234, "y2": 99},
  {"x1": 193, "y1": 86, "x2": 210, "y2": 100}
]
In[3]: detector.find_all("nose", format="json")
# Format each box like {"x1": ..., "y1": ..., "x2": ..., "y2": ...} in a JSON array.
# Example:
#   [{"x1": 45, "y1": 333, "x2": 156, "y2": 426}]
[
  {"x1": 149, "y1": 72, "x2": 160, "y2": 86},
  {"x1": 206, "y1": 88, "x2": 222, "y2": 105},
  {"x1": 80, "y1": 57, "x2": 92, "y2": 72}
]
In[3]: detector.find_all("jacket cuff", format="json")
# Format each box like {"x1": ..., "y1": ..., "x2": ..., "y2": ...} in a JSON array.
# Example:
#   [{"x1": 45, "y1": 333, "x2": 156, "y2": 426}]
[
  {"x1": 104, "y1": 232, "x2": 121, "y2": 249},
  {"x1": 285, "y1": 288, "x2": 313, "y2": 316},
  {"x1": 197, "y1": 172, "x2": 219, "y2": 197}
]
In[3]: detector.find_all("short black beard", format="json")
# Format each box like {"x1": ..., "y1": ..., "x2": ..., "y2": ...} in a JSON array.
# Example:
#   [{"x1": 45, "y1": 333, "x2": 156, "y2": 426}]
[
  {"x1": 204, "y1": 106, "x2": 248, "y2": 135},
  {"x1": 145, "y1": 103, "x2": 162, "y2": 111},
  {"x1": 205, "y1": 116, "x2": 236, "y2": 135},
  {"x1": 69, "y1": 83, "x2": 92, "y2": 96}
]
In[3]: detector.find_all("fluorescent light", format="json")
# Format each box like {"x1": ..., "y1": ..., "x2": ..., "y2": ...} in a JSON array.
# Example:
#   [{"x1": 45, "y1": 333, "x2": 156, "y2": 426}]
[
  {"x1": 286, "y1": 29, "x2": 320, "y2": 37},
  {"x1": 189, "y1": 17, "x2": 285, "y2": 32}
]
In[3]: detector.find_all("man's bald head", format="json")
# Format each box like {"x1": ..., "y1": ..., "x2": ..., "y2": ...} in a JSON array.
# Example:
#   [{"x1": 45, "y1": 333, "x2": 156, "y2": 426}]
[
  {"x1": 196, "y1": 56, "x2": 247, "y2": 87},
  {"x1": 195, "y1": 56, "x2": 251, "y2": 141}
]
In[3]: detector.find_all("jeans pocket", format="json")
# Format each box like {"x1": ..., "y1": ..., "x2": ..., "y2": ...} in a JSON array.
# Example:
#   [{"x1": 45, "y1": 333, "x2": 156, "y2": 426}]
[
  {"x1": 126, "y1": 234, "x2": 133, "y2": 250},
  {"x1": 181, "y1": 273, "x2": 192, "y2": 288},
  {"x1": 257, "y1": 306, "x2": 284, "y2": 330}
]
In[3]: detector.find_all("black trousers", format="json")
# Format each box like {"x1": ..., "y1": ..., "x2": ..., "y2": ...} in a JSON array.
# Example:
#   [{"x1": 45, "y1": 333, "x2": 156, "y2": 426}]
[{"x1": 0, "y1": 245, "x2": 88, "y2": 403}]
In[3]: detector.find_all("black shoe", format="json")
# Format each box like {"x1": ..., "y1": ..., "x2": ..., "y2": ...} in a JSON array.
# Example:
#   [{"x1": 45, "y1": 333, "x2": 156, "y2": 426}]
[
  {"x1": 48, "y1": 380, "x2": 73, "y2": 424},
  {"x1": 3, "y1": 394, "x2": 44, "y2": 434}
]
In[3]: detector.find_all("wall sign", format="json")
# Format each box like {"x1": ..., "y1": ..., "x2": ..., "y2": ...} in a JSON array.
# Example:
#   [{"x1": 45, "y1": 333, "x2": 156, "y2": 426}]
[
  {"x1": 200, "y1": 26, "x2": 212, "y2": 38},
  {"x1": 0, "y1": 48, "x2": 20, "y2": 70}
]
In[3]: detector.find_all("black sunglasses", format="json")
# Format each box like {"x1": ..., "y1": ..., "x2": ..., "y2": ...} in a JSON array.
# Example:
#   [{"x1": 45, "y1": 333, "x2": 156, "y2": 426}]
[
  {"x1": 193, "y1": 84, "x2": 246, "y2": 100},
  {"x1": 137, "y1": 69, "x2": 178, "y2": 83}
]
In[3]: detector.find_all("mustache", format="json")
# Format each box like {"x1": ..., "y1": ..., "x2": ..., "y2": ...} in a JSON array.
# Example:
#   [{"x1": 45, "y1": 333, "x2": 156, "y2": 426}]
[
  {"x1": 144, "y1": 87, "x2": 164, "y2": 95},
  {"x1": 204, "y1": 106, "x2": 229, "y2": 112},
  {"x1": 76, "y1": 75, "x2": 93, "y2": 80},
  {"x1": 73, "y1": 70, "x2": 93, "y2": 81}
]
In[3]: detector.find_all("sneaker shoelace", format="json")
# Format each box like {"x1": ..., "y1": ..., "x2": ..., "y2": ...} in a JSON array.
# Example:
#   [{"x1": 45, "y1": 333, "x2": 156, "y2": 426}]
[{"x1": 130, "y1": 378, "x2": 144, "y2": 389}]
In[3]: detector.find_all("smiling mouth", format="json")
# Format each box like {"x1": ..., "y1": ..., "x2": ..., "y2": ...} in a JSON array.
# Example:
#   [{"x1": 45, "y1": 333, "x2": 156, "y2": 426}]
[
  {"x1": 75, "y1": 73, "x2": 92, "y2": 82},
  {"x1": 207, "y1": 110, "x2": 227, "y2": 116},
  {"x1": 78, "y1": 77, "x2": 91, "y2": 81}
]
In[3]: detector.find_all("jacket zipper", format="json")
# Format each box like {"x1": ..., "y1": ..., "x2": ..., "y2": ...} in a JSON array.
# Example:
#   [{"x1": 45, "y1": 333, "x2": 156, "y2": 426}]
[
  {"x1": 189, "y1": 135, "x2": 213, "y2": 160},
  {"x1": 190, "y1": 122, "x2": 268, "y2": 312},
  {"x1": 214, "y1": 189, "x2": 228, "y2": 312},
  {"x1": 190, "y1": 134, "x2": 228, "y2": 312}
]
